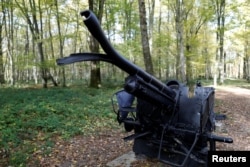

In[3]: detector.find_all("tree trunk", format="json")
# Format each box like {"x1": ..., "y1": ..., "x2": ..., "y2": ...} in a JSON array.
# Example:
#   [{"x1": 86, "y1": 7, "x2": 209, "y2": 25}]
[
  {"x1": 186, "y1": 45, "x2": 192, "y2": 83},
  {"x1": 243, "y1": 34, "x2": 249, "y2": 80},
  {"x1": 148, "y1": 0, "x2": 155, "y2": 51},
  {"x1": 88, "y1": 0, "x2": 105, "y2": 88},
  {"x1": 89, "y1": 37, "x2": 101, "y2": 88},
  {"x1": 24, "y1": 24, "x2": 30, "y2": 83},
  {"x1": 16, "y1": 0, "x2": 58, "y2": 88},
  {"x1": 138, "y1": 0, "x2": 154, "y2": 75},
  {"x1": 214, "y1": 0, "x2": 226, "y2": 85},
  {"x1": 157, "y1": 0, "x2": 162, "y2": 79},
  {"x1": 47, "y1": 5, "x2": 58, "y2": 85},
  {"x1": 0, "y1": 2, "x2": 5, "y2": 84},
  {"x1": 55, "y1": 0, "x2": 66, "y2": 87},
  {"x1": 175, "y1": 0, "x2": 186, "y2": 82},
  {"x1": 6, "y1": 1, "x2": 15, "y2": 85},
  {"x1": 243, "y1": 47, "x2": 250, "y2": 80}
]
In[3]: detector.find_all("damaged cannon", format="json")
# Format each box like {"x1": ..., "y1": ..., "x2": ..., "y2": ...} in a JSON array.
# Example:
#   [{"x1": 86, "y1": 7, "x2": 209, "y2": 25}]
[{"x1": 56, "y1": 10, "x2": 233, "y2": 167}]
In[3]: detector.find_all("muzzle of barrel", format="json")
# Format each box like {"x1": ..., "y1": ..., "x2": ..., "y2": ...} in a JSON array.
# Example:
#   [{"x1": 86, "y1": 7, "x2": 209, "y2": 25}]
[{"x1": 80, "y1": 10, "x2": 176, "y2": 106}]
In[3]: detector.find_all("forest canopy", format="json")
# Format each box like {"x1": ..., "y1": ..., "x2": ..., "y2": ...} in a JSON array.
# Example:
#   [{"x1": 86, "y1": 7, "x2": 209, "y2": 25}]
[{"x1": 0, "y1": 0, "x2": 249, "y2": 87}]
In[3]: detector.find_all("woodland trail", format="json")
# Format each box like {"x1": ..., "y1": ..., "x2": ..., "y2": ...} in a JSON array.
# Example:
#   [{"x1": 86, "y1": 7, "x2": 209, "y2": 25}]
[{"x1": 214, "y1": 86, "x2": 250, "y2": 151}]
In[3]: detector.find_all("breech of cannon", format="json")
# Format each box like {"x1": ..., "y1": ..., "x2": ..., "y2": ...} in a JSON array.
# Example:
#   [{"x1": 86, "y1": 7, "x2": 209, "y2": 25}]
[{"x1": 124, "y1": 75, "x2": 175, "y2": 110}]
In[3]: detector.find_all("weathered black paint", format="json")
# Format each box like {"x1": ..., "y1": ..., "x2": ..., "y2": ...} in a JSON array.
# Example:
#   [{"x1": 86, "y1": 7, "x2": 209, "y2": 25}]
[{"x1": 56, "y1": 10, "x2": 233, "y2": 167}]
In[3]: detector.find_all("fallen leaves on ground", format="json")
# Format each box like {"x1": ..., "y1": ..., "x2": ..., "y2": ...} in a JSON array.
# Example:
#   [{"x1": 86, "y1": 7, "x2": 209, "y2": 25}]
[
  {"x1": 23, "y1": 87, "x2": 250, "y2": 166},
  {"x1": 28, "y1": 128, "x2": 134, "y2": 167},
  {"x1": 214, "y1": 87, "x2": 250, "y2": 151}
]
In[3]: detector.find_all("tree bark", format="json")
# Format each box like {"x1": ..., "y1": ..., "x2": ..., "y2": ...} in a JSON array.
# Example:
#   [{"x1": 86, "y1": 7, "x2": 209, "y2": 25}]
[
  {"x1": 214, "y1": 0, "x2": 226, "y2": 85},
  {"x1": 157, "y1": 0, "x2": 162, "y2": 79},
  {"x1": 0, "y1": 1, "x2": 5, "y2": 84},
  {"x1": 138, "y1": 0, "x2": 154, "y2": 75},
  {"x1": 55, "y1": 0, "x2": 66, "y2": 87},
  {"x1": 175, "y1": 0, "x2": 186, "y2": 82},
  {"x1": 243, "y1": 43, "x2": 250, "y2": 80},
  {"x1": 6, "y1": 0, "x2": 15, "y2": 85},
  {"x1": 88, "y1": 0, "x2": 105, "y2": 88}
]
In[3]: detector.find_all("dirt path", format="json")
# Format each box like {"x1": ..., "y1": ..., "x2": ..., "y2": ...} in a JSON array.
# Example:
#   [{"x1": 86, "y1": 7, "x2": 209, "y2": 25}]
[
  {"x1": 214, "y1": 86, "x2": 250, "y2": 151},
  {"x1": 34, "y1": 86, "x2": 250, "y2": 167}
]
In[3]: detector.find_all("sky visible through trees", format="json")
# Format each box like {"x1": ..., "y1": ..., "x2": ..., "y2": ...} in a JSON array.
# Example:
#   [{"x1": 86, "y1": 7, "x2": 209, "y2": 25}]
[{"x1": 0, "y1": 0, "x2": 249, "y2": 87}]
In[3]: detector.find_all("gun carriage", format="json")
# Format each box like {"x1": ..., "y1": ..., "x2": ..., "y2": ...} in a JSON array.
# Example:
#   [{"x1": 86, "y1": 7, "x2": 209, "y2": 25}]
[{"x1": 57, "y1": 10, "x2": 233, "y2": 167}]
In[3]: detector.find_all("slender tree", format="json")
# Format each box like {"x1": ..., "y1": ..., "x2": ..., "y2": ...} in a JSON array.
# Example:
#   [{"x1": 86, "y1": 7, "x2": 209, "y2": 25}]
[
  {"x1": 55, "y1": 0, "x2": 66, "y2": 87},
  {"x1": 15, "y1": 0, "x2": 58, "y2": 88},
  {"x1": 5, "y1": 0, "x2": 15, "y2": 85},
  {"x1": 243, "y1": 22, "x2": 250, "y2": 80},
  {"x1": 138, "y1": 0, "x2": 154, "y2": 75},
  {"x1": 88, "y1": 0, "x2": 105, "y2": 88},
  {"x1": 213, "y1": 0, "x2": 226, "y2": 85},
  {"x1": 174, "y1": 0, "x2": 186, "y2": 82},
  {"x1": 0, "y1": 1, "x2": 6, "y2": 84},
  {"x1": 148, "y1": 0, "x2": 155, "y2": 42}
]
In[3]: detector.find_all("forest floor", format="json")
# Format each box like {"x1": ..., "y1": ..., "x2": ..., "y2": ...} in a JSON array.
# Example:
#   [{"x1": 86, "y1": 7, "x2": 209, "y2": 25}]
[
  {"x1": 28, "y1": 86, "x2": 250, "y2": 167},
  {"x1": 1, "y1": 85, "x2": 249, "y2": 167}
]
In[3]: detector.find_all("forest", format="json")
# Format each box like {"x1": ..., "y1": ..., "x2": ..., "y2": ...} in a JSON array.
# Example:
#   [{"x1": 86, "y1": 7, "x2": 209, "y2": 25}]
[
  {"x1": 1, "y1": 0, "x2": 250, "y2": 166},
  {"x1": 0, "y1": 0, "x2": 249, "y2": 88}
]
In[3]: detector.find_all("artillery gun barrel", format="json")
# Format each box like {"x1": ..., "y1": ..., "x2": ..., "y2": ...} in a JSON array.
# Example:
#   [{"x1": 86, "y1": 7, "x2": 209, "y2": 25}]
[
  {"x1": 80, "y1": 10, "x2": 176, "y2": 108},
  {"x1": 56, "y1": 11, "x2": 234, "y2": 166}
]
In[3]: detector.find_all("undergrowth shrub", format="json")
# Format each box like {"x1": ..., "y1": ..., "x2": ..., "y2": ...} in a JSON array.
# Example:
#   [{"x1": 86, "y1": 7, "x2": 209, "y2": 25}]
[{"x1": 0, "y1": 85, "x2": 120, "y2": 166}]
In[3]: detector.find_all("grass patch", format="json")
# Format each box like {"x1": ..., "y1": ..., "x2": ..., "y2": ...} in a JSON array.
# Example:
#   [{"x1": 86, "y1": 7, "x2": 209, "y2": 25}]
[
  {"x1": 0, "y1": 86, "x2": 120, "y2": 166},
  {"x1": 194, "y1": 78, "x2": 250, "y2": 89},
  {"x1": 222, "y1": 78, "x2": 250, "y2": 89},
  {"x1": 1, "y1": 78, "x2": 248, "y2": 166}
]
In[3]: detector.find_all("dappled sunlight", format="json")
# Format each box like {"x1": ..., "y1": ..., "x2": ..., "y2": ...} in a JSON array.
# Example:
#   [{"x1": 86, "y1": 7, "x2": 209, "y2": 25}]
[{"x1": 216, "y1": 86, "x2": 250, "y2": 96}]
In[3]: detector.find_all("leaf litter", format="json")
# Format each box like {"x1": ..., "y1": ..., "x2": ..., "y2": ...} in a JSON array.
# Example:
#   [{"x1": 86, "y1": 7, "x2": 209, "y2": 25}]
[{"x1": 3, "y1": 86, "x2": 250, "y2": 167}]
